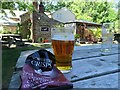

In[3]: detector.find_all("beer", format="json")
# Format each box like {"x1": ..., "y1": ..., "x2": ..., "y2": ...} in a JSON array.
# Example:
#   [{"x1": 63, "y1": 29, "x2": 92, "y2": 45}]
[
  {"x1": 52, "y1": 39, "x2": 74, "y2": 72},
  {"x1": 51, "y1": 27, "x2": 75, "y2": 73}
]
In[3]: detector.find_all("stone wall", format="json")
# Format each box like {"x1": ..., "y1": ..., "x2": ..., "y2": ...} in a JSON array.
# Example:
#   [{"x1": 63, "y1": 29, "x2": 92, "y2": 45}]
[
  {"x1": 32, "y1": 11, "x2": 52, "y2": 42},
  {"x1": 33, "y1": 22, "x2": 51, "y2": 42},
  {"x1": 32, "y1": 11, "x2": 62, "y2": 43}
]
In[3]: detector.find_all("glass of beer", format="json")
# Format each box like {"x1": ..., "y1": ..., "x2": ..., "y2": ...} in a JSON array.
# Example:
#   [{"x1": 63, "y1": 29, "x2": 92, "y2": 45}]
[
  {"x1": 51, "y1": 26, "x2": 75, "y2": 73},
  {"x1": 101, "y1": 23, "x2": 114, "y2": 52}
]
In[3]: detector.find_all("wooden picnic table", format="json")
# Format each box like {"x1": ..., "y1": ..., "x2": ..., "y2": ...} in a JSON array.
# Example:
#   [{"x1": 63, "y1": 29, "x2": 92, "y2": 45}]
[
  {"x1": 8, "y1": 44, "x2": 119, "y2": 89},
  {"x1": 0, "y1": 34, "x2": 24, "y2": 47}
]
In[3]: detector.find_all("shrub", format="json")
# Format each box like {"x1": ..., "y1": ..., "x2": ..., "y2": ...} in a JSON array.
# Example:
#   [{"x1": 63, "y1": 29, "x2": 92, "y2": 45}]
[
  {"x1": 74, "y1": 34, "x2": 80, "y2": 39},
  {"x1": 0, "y1": 30, "x2": 2, "y2": 34},
  {"x1": 37, "y1": 37, "x2": 44, "y2": 43},
  {"x1": 2, "y1": 30, "x2": 12, "y2": 34}
]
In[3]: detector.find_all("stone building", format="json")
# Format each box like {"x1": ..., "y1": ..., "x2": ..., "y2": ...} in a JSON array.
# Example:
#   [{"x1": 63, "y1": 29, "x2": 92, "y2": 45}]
[
  {"x1": 0, "y1": 17, "x2": 18, "y2": 32},
  {"x1": 32, "y1": 1, "x2": 62, "y2": 43},
  {"x1": 0, "y1": 10, "x2": 28, "y2": 34}
]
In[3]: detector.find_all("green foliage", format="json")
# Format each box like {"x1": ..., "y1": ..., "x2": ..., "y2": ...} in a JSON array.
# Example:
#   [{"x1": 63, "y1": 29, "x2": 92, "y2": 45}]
[
  {"x1": 1, "y1": 9, "x2": 7, "y2": 16},
  {"x1": 37, "y1": 37, "x2": 44, "y2": 43},
  {"x1": 118, "y1": 1, "x2": 120, "y2": 33},
  {"x1": 88, "y1": 27, "x2": 102, "y2": 39},
  {"x1": 16, "y1": 2, "x2": 34, "y2": 13},
  {"x1": 44, "y1": 1, "x2": 66, "y2": 12},
  {"x1": 1, "y1": 1, "x2": 34, "y2": 13},
  {"x1": 74, "y1": 34, "x2": 80, "y2": 39},
  {"x1": 44, "y1": 1, "x2": 117, "y2": 24},
  {"x1": 0, "y1": 30, "x2": 2, "y2": 34},
  {"x1": 17, "y1": 19, "x2": 32, "y2": 39},
  {"x1": 16, "y1": 2, "x2": 28, "y2": 11},
  {"x1": 1, "y1": 2, "x2": 15, "y2": 9},
  {"x1": 1, "y1": 1, "x2": 117, "y2": 24},
  {"x1": 1, "y1": 29, "x2": 12, "y2": 34}
]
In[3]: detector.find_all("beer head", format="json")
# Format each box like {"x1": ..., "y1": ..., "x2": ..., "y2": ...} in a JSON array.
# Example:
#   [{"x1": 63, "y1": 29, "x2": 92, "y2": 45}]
[{"x1": 51, "y1": 27, "x2": 74, "y2": 41}]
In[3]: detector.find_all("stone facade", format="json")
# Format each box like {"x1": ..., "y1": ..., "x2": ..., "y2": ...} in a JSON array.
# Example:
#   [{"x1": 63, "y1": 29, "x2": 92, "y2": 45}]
[{"x1": 32, "y1": 11, "x2": 61, "y2": 43}]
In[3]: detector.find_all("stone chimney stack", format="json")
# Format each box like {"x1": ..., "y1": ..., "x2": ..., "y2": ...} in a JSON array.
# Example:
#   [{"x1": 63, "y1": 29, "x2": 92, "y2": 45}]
[
  {"x1": 33, "y1": 1, "x2": 38, "y2": 11},
  {"x1": 39, "y1": 0, "x2": 45, "y2": 13},
  {"x1": 32, "y1": 0, "x2": 38, "y2": 43}
]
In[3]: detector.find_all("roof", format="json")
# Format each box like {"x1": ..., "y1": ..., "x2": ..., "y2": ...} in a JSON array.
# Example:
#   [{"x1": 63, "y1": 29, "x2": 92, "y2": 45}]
[
  {"x1": 51, "y1": 7, "x2": 76, "y2": 23},
  {"x1": 44, "y1": 12, "x2": 52, "y2": 18},
  {"x1": 0, "y1": 16, "x2": 18, "y2": 26},
  {"x1": 52, "y1": 7, "x2": 75, "y2": 17},
  {"x1": 64, "y1": 20, "x2": 102, "y2": 27},
  {"x1": 33, "y1": 11, "x2": 62, "y2": 26}
]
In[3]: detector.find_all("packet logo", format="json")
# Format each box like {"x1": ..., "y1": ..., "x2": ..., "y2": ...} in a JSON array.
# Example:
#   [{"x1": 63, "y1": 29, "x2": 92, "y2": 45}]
[{"x1": 25, "y1": 50, "x2": 53, "y2": 72}]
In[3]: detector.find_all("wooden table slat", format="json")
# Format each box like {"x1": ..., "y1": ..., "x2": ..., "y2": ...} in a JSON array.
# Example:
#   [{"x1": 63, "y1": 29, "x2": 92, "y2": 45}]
[
  {"x1": 73, "y1": 73, "x2": 118, "y2": 88},
  {"x1": 64, "y1": 54, "x2": 119, "y2": 82}
]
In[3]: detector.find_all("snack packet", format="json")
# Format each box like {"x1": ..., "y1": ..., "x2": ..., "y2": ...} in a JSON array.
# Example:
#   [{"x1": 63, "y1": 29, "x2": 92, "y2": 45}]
[{"x1": 20, "y1": 49, "x2": 73, "y2": 90}]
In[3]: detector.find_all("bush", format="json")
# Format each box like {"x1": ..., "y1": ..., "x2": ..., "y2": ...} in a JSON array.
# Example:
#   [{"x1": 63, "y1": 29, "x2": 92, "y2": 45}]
[
  {"x1": 2, "y1": 30, "x2": 12, "y2": 34},
  {"x1": 0, "y1": 30, "x2": 2, "y2": 34},
  {"x1": 88, "y1": 27, "x2": 102, "y2": 39},
  {"x1": 37, "y1": 37, "x2": 44, "y2": 43},
  {"x1": 74, "y1": 34, "x2": 80, "y2": 39}
]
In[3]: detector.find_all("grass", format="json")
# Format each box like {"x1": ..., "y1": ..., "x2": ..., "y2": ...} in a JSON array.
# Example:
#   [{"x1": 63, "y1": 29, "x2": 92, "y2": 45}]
[{"x1": 2, "y1": 43, "x2": 51, "y2": 89}]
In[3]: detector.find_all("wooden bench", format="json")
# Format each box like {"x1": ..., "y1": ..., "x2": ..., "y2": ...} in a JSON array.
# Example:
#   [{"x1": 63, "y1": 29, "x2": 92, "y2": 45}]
[{"x1": 0, "y1": 34, "x2": 24, "y2": 47}]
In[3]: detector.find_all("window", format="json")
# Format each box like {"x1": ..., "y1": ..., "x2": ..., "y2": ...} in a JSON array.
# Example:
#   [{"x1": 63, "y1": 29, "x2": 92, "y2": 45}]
[{"x1": 40, "y1": 26, "x2": 49, "y2": 31}]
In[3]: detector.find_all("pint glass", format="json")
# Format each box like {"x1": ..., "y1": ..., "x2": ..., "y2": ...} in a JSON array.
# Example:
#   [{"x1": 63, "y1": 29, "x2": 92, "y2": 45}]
[
  {"x1": 51, "y1": 27, "x2": 74, "y2": 73},
  {"x1": 101, "y1": 23, "x2": 114, "y2": 52}
]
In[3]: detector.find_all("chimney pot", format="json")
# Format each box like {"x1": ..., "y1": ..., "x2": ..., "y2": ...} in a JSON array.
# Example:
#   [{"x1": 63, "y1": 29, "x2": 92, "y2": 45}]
[{"x1": 39, "y1": 1, "x2": 44, "y2": 13}]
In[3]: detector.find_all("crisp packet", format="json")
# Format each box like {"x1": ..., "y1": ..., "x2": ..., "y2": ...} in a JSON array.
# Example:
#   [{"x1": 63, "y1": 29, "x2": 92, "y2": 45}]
[{"x1": 20, "y1": 49, "x2": 73, "y2": 90}]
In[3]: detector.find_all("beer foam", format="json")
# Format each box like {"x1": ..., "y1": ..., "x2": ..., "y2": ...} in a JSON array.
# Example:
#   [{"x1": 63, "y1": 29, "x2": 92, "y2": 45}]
[{"x1": 52, "y1": 33, "x2": 74, "y2": 40}]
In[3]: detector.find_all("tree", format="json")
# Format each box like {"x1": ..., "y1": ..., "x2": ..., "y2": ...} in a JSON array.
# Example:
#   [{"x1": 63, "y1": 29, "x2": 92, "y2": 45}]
[
  {"x1": 44, "y1": 1, "x2": 117, "y2": 24},
  {"x1": 44, "y1": 1, "x2": 66, "y2": 12},
  {"x1": 118, "y1": 1, "x2": 120, "y2": 33},
  {"x1": 16, "y1": 2, "x2": 34, "y2": 12},
  {"x1": 1, "y1": 2, "x2": 15, "y2": 9},
  {"x1": 1, "y1": 1, "x2": 33, "y2": 38},
  {"x1": 1, "y1": 1, "x2": 117, "y2": 24},
  {"x1": 1, "y1": 1, "x2": 34, "y2": 13}
]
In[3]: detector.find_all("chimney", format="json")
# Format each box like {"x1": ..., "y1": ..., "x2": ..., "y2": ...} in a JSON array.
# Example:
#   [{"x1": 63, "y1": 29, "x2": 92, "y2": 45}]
[
  {"x1": 33, "y1": 1, "x2": 38, "y2": 11},
  {"x1": 39, "y1": 0, "x2": 45, "y2": 13}
]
